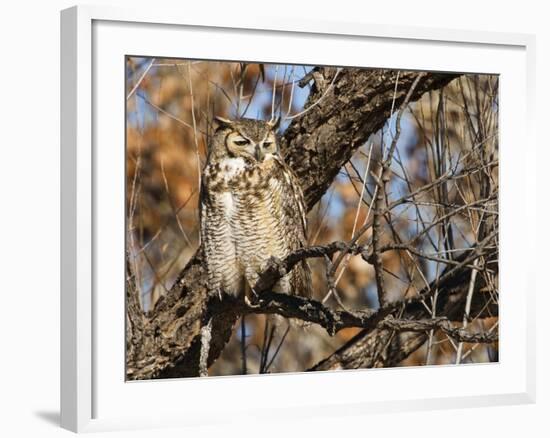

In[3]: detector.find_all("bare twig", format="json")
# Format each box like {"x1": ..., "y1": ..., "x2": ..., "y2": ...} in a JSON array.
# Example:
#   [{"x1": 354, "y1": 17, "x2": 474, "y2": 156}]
[
  {"x1": 240, "y1": 316, "x2": 247, "y2": 374},
  {"x1": 379, "y1": 317, "x2": 496, "y2": 344},
  {"x1": 127, "y1": 58, "x2": 156, "y2": 100},
  {"x1": 456, "y1": 258, "x2": 480, "y2": 363},
  {"x1": 284, "y1": 68, "x2": 342, "y2": 120},
  {"x1": 371, "y1": 73, "x2": 425, "y2": 306},
  {"x1": 186, "y1": 62, "x2": 203, "y2": 236},
  {"x1": 199, "y1": 318, "x2": 213, "y2": 377}
]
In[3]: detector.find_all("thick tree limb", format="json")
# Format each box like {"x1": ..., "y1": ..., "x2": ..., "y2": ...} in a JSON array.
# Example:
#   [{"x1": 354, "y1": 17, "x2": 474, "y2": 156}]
[
  {"x1": 126, "y1": 68, "x2": 462, "y2": 380},
  {"x1": 241, "y1": 290, "x2": 497, "y2": 344}
]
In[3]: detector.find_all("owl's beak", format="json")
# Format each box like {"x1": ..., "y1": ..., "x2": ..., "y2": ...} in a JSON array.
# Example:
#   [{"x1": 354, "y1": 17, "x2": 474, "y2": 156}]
[{"x1": 254, "y1": 145, "x2": 262, "y2": 161}]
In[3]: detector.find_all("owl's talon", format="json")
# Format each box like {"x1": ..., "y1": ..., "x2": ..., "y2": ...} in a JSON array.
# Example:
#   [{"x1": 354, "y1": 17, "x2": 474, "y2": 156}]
[
  {"x1": 244, "y1": 295, "x2": 260, "y2": 309},
  {"x1": 250, "y1": 287, "x2": 259, "y2": 299}
]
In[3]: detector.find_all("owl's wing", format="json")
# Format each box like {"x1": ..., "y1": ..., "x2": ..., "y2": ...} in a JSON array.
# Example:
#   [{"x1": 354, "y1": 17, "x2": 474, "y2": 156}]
[
  {"x1": 271, "y1": 155, "x2": 308, "y2": 245},
  {"x1": 270, "y1": 156, "x2": 312, "y2": 298}
]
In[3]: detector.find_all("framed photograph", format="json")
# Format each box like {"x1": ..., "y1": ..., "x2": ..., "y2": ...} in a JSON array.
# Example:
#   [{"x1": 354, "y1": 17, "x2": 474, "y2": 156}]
[{"x1": 61, "y1": 5, "x2": 536, "y2": 433}]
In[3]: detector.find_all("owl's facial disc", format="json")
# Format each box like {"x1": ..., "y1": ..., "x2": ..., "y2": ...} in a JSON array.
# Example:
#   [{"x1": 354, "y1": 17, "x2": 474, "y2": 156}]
[{"x1": 226, "y1": 130, "x2": 278, "y2": 162}]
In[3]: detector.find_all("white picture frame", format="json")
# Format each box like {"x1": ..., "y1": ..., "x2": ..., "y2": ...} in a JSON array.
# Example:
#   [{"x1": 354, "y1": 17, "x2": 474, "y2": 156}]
[{"x1": 60, "y1": 4, "x2": 536, "y2": 433}]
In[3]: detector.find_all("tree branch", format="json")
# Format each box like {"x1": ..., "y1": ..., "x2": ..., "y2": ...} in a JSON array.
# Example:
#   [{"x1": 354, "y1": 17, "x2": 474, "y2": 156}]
[{"x1": 241, "y1": 290, "x2": 497, "y2": 344}]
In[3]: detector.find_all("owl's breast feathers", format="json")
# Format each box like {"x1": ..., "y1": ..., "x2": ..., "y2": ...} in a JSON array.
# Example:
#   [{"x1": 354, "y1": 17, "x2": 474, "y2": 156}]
[{"x1": 201, "y1": 154, "x2": 312, "y2": 298}]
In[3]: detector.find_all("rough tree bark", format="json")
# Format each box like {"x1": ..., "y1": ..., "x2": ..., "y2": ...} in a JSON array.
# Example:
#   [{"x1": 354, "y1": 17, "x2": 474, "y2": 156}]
[{"x1": 126, "y1": 67, "x2": 464, "y2": 380}]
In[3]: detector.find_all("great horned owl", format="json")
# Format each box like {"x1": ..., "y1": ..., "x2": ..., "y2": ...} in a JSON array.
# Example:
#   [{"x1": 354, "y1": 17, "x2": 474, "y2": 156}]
[{"x1": 199, "y1": 116, "x2": 312, "y2": 301}]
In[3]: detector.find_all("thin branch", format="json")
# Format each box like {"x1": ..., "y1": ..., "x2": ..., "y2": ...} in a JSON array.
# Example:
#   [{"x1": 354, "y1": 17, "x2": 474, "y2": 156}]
[
  {"x1": 264, "y1": 324, "x2": 291, "y2": 373},
  {"x1": 240, "y1": 316, "x2": 247, "y2": 374},
  {"x1": 333, "y1": 142, "x2": 375, "y2": 288},
  {"x1": 284, "y1": 68, "x2": 342, "y2": 120},
  {"x1": 186, "y1": 61, "x2": 203, "y2": 237},
  {"x1": 253, "y1": 241, "x2": 368, "y2": 294},
  {"x1": 456, "y1": 258, "x2": 480, "y2": 363},
  {"x1": 379, "y1": 317, "x2": 497, "y2": 344},
  {"x1": 127, "y1": 58, "x2": 156, "y2": 100},
  {"x1": 136, "y1": 92, "x2": 195, "y2": 130},
  {"x1": 271, "y1": 65, "x2": 279, "y2": 120},
  {"x1": 371, "y1": 73, "x2": 425, "y2": 306}
]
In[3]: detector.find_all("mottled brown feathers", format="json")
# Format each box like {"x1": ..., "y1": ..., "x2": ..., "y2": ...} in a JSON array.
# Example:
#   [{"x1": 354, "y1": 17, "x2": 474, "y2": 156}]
[{"x1": 200, "y1": 118, "x2": 312, "y2": 300}]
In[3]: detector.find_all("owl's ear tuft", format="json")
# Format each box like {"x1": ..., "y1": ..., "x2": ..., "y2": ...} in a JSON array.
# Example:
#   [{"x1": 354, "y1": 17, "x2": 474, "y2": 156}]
[
  {"x1": 214, "y1": 116, "x2": 234, "y2": 128},
  {"x1": 268, "y1": 116, "x2": 281, "y2": 131}
]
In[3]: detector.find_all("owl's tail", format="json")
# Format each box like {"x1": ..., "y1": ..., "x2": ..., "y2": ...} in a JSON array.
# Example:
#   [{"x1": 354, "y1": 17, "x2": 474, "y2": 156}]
[
  {"x1": 290, "y1": 259, "x2": 313, "y2": 299},
  {"x1": 286, "y1": 259, "x2": 313, "y2": 328},
  {"x1": 263, "y1": 259, "x2": 313, "y2": 329}
]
